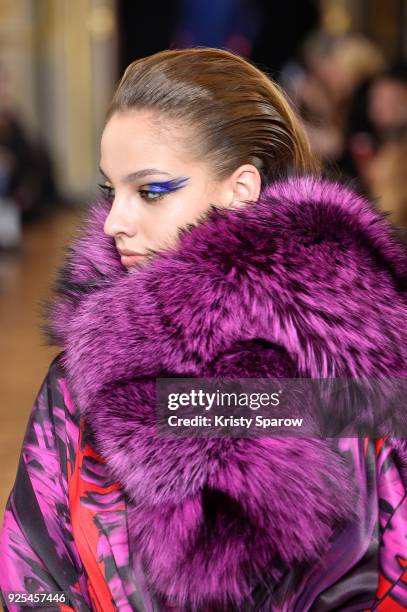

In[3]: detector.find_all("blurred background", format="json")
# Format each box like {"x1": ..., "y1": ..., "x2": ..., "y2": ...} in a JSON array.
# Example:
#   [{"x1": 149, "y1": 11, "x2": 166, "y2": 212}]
[{"x1": 1, "y1": 0, "x2": 407, "y2": 516}]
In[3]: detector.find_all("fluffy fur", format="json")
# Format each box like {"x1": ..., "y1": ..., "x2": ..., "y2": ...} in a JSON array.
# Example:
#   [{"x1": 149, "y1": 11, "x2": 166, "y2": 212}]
[{"x1": 45, "y1": 176, "x2": 407, "y2": 609}]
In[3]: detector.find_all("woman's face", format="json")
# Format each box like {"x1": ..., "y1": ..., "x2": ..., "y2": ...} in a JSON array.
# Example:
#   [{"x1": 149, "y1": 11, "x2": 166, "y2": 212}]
[
  {"x1": 100, "y1": 110, "x2": 257, "y2": 271},
  {"x1": 368, "y1": 79, "x2": 407, "y2": 132}
]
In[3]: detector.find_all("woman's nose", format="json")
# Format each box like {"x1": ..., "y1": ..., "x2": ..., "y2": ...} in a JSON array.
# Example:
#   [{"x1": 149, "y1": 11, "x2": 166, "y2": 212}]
[{"x1": 103, "y1": 196, "x2": 138, "y2": 238}]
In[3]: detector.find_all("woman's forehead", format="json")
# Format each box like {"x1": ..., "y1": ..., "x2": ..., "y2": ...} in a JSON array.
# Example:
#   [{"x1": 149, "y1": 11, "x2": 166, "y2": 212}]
[
  {"x1": 101, "y1": 110, "x2": 165, "y2": 145},
  {"x1": 100, "y1": 112, "x2": 201, "y2": 179}
]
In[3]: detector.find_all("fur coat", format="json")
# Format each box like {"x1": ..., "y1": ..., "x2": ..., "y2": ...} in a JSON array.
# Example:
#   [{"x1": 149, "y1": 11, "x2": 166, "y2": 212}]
[{"x1": 41, "y1": 175, "x2": 407, "y2": 610}]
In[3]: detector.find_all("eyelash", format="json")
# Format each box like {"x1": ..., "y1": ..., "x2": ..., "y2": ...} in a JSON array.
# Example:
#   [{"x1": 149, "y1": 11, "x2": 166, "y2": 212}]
[{"x1": 98, "y1": 183, "x2": 166, "y2": 202}]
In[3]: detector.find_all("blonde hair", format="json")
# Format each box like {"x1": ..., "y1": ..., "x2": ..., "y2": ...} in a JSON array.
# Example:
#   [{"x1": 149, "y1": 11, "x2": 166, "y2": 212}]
[{"x1": 333, "y1": 34, "x2": 386, "y2": 84}]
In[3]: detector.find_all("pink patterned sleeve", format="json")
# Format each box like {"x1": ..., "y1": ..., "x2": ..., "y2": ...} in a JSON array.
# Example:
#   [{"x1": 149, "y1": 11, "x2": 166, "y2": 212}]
[{"x1": 0, "y1": 357, "x2": 92, "y2": 611}]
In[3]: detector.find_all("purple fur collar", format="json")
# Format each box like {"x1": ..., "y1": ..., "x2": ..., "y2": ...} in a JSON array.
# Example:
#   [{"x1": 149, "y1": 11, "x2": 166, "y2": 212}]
[{"x1": 46, "y1": 176, "x2": 407, "y2": 609}]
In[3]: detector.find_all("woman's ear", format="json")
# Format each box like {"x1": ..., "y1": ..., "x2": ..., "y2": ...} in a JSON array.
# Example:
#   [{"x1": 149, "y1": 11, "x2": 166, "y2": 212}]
[{"x1": 229, "y1": 164, "x2": 262, "y2": 208}]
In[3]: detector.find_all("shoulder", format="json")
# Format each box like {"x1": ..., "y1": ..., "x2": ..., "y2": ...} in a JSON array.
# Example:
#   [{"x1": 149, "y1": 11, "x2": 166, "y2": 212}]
[
  {"x1": 22, "y1": 354, "x2": 81, "y2": 476},
  {"x1": 32, "y1": 354, "x2": 80, "y2": 425},
  {"x1": 263, "y1": 175, "x2": 407, "y2": 274}
]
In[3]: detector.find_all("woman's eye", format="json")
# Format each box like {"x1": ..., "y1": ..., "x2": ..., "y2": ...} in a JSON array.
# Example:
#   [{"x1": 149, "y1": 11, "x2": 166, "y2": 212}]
[
  {"x1": 139, "y1": 189, "x2": 165, "y2": 202},
  {"x1": 98, "y1": 183, "x2": 115, "y2": 199}
]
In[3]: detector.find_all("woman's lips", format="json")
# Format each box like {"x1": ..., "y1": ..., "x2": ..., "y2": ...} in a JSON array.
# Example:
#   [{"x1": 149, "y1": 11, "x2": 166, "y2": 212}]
[
  {"x1": 118, "y1": 250, "x2": 147, "y2": 268},
  {"x1": 120, "y1": 253, "x2": 147, "y2": 267}
]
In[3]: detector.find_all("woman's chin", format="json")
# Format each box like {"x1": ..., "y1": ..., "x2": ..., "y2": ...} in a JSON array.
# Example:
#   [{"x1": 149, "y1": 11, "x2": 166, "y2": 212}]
[{"x1": 126, "y1": 257, "x2": 152, "y2": 272}]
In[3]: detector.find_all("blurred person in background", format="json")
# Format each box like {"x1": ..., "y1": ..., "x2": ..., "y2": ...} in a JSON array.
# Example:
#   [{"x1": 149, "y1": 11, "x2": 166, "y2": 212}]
[
  {"x1": 284, "y1": 32, "x2": 386, "y2": 171},
  {"x1": 0, "y1": 47, "x2": 407, "y2": 611},
  {"x1": 0, "y1": 132, "x2": 21, "y2": 251},
  {"x1": 0, "y1": 61, "x2": 21, "y2": 251},
  {"x1": 334, "y1": 35, "x2": 386, "y2": 179},
  {"x1": 0, "y1": 62, "x2": 59, "y2": 252},
  {"x1": 347, "y1": 62, "x2": 407, "y2": 228},
  {"x1": 368, "y1": 61, "x2": 407, "y2": 142},
  {"x1": 284, "y1": 31, "x2": 344, "y2": 162},
  {"x1": 367, "y1": 139, "x2": 407, "y2": 228}
]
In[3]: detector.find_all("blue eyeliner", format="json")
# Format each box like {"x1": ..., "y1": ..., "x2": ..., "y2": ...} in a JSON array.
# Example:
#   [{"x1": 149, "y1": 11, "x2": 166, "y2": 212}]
[{"x1": 146, "y1": 177, "x2": 189, "y2": 193}]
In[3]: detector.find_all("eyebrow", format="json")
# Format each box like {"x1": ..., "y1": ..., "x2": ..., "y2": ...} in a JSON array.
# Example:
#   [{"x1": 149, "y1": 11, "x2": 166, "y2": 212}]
[{"x1": 99, "y1": 166, "x2": 171, "y2": 183}]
